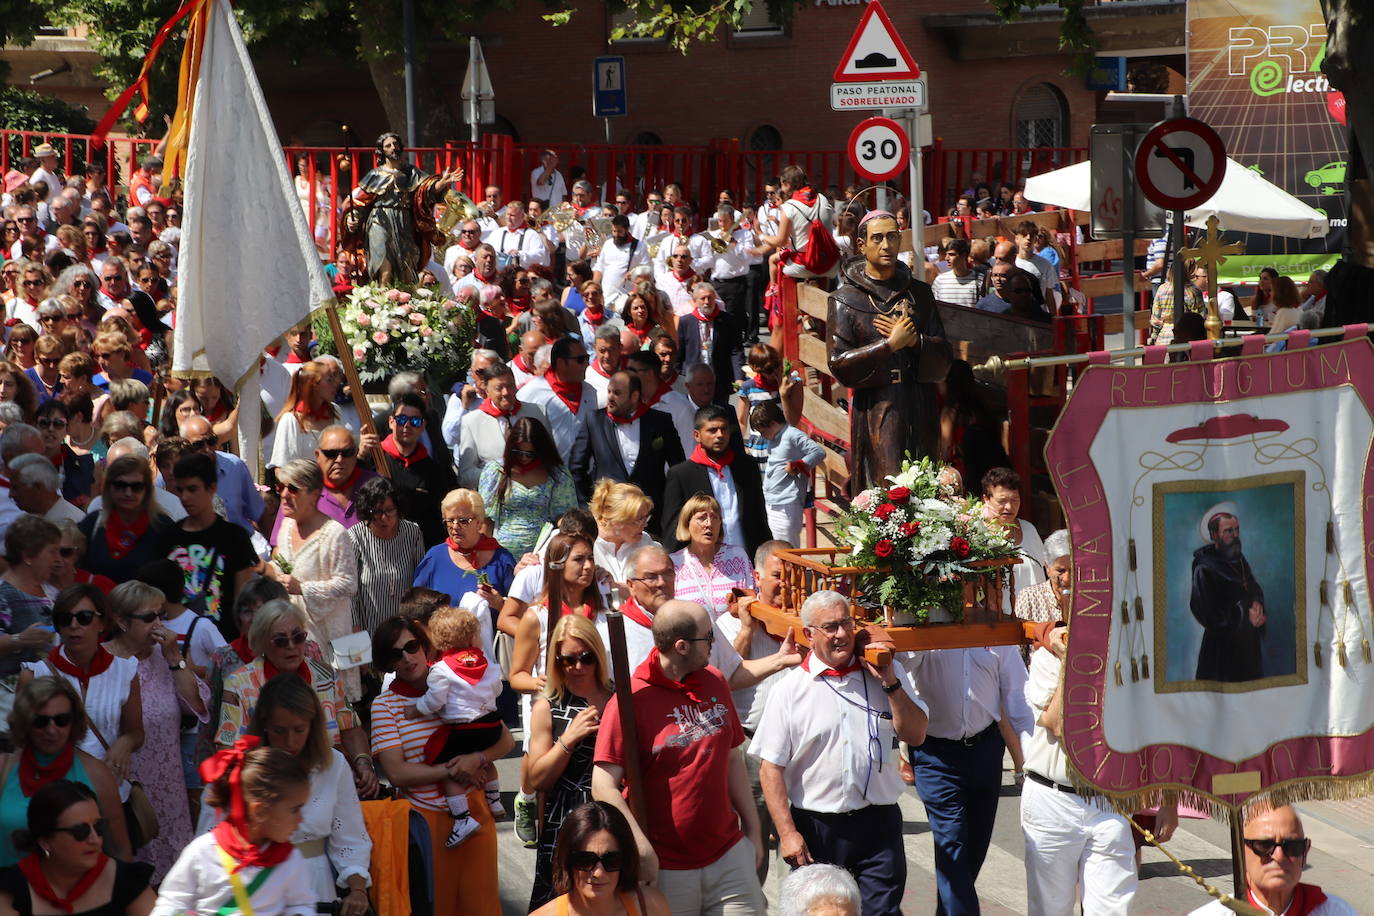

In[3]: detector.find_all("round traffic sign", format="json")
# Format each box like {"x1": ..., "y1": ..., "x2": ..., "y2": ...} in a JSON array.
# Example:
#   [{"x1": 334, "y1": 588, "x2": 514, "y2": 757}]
[
  {"x1": 1133, "y1": 117, "x2": 1226, "y2": 211},
  {"x1": 847, "y1": 117, "x2": 910, "y2": 183}
]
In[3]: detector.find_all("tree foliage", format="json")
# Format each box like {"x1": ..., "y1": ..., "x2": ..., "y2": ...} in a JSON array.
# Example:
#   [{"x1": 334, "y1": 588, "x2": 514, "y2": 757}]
[{"x1": 0, "y1": 86, "x2": 96, "y2": 134}]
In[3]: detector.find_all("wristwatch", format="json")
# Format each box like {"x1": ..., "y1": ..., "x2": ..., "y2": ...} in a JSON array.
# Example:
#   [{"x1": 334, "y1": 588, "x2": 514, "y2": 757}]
[
  {"x1": 881, "y1": 679, "x2": 902, "y2": 695},
  {"x1": 168, "y1": 658, "x2": 187, "y2": 671}
]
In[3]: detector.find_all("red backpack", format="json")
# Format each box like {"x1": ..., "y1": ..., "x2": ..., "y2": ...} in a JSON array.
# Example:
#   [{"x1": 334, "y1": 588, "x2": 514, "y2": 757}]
[{"x1": 788, "y1": 198, "x2": 840, "y2": 276}]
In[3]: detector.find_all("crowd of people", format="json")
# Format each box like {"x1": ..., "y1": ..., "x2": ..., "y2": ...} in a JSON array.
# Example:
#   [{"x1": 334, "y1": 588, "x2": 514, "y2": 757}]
[{"x1": 0, "y1": 143, "x2": 1357, "y2": 916}]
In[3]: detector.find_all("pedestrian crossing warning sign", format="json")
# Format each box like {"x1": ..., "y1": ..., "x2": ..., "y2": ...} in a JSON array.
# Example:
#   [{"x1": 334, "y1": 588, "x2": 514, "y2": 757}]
[{"x1": 832, "y1": 1, "x2": 920, "y2": 83}]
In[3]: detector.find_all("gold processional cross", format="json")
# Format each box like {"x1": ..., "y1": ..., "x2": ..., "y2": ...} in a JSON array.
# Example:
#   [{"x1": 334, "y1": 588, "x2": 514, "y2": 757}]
[{"x1": 1181, "y1": 215, "x2": 1246, "y2": 340}]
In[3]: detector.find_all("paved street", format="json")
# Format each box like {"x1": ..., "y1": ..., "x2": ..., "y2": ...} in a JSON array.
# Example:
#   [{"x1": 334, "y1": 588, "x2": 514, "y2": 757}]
[{"x1": 492, "y1": 745, "x2": 1374, "y2": 915}]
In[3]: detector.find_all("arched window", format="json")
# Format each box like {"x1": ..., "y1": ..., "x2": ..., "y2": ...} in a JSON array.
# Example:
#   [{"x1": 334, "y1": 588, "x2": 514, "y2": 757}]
[
  {"x1": 632, "y1": 131, "x2": 663, "y2": 146},
  {"x1": 1014, "y1": 83, "x2": 1067, "y2": 149},
  {"x1": 748, "y1": 125, "x2": 782, "y2": 151}
]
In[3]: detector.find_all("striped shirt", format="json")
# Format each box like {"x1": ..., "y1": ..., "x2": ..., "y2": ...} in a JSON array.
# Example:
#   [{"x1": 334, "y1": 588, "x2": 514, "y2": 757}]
[
  {"x1": 349, "y1": 520, "x2": 425, "y2": 637},
  {"x1": 370, "y1": 687, "x2": 447, "y2": 812}
]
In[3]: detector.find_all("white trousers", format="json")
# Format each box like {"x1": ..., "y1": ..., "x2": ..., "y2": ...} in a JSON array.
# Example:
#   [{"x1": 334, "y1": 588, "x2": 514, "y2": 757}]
[
  {"x1": 1020, "y1": 777, "x2": 1137, "y2": 916},
  {"x1": 765, "y1": 502, "x2": 804, "y2": 546}
]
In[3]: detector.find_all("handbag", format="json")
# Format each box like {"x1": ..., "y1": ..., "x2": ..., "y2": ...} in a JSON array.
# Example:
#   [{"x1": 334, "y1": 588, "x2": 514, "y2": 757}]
[{"x1": 45, "y1": 659, "x2": 160, "y2": 849}]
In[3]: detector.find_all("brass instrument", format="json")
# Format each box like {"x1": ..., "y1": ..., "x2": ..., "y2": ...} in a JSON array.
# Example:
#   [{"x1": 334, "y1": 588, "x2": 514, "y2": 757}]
[
  {"x1": 705, "y1": 230, "x2": 730, "y2": 255},
  {"x1": 547, "y1": 204, "x2": 579, "y2": 234},
  {"x1": 648, "y1": 240, "x2": 660, "y2": 259},
  {"x1": 437, "y1": 189, "x2": 482, "y2": 236}
]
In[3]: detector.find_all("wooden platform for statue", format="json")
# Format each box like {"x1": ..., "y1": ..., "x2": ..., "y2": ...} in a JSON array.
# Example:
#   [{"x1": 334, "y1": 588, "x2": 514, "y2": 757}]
[{"x1": 748, "y1": 548, "x2": 1035, "y2": 664}]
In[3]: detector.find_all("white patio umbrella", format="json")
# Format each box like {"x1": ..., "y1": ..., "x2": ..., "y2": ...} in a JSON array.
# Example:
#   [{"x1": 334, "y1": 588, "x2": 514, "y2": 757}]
[{"x1": 1024, "y1": 158, "x2": 1329, "y2": 239}]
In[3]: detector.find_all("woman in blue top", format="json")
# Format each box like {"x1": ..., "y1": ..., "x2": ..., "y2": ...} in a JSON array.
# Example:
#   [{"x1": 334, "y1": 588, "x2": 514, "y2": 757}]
[
  {"x1": 478, "y1": 418, "x2": 577, "y2": 560},
  {"x1": 0, "y1": 677, "x2": 129, "y2": 865},
  {"x1": 413, "y1": 488, "x2": 516, "y2": 607}
]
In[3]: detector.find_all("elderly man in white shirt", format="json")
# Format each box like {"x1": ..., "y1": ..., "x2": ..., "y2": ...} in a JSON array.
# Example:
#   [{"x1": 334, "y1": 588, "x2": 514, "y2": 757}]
[
  {"x1": 442, "y1": 220, "x2": 483, "y2": 279},
  {"x1": 440, "y1": 348, "x2": 503, "y2": 452},
  {"x1": 630, "y1": 190, "x2": 664, "y2": 241},
  {"x1": 752, "y1": 590, "x2": 926, "y2": 916},
  {"x1": 707, "y1": 206, "x2": 754, "y2": 334},
  {"x1": 455, "y1": 363, "x2": 547, "y2": 488},
  {"x1": 592, "y1": 214, "x2": 648, "y2": 309},
  {"x1": 487, "y1": 201, "x2": 551, "y2": 271},
  {"x1": 652, "y1": 206, "x2": 714, "y2": 286},
  {"x1": 529, "y1": 149, "x2": 567, "y2": 206}
]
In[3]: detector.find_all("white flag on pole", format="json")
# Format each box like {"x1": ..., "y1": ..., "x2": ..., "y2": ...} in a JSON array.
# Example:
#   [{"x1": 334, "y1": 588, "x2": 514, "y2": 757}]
[{"x1": 172, "y1": 0, "x2": 334, "y2": 460}]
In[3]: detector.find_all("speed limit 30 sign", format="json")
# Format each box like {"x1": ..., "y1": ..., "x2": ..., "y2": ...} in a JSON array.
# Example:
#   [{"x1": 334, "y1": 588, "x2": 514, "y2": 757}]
[{"x1": 847, "y1": 116, "x2": 909, "y2": 183}]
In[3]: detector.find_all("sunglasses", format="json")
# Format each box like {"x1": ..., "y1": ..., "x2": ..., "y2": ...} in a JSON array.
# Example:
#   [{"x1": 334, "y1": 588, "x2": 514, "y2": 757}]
[
  {"x1": 109, "y1": 479, "x2": 147, "y2": 493},
  {"x1": 385, "y1": 638, "x2": 424, "y2": 662},
  {"x1": 128, "y1": 612, "x2": 160, "y2": 624},
  {"x1": 557, "y1": 650, "x2": 597, "y2": 669},
  {"x1": 39, "y1": 317, "x2": 63, "y2": 326},
  {"x1": 392, "y1": 414, "x2": 424, "y2": 428},
  {"x1": 35, "y1": 416, "x2": 67, "y2": 430},
  {"x1": 568, "y1": 850, "x2": 623, "y2": 872},
  {"x1": 276, "y1": 482, "x2": 304, "y2": 494},
  {"x1": 33, "y1": 712, "x2": 74, "y2": 729},
  {"x1": 21, "y1": 280, "x2": 43, "y2": 288},
  {"x1": 57, "y1": 547, "x2": 77, "y2": 558},
  {"x1": 53, "y1": 819, "x2": 106, "y2": 843},
  {"x1": 72, "y1": 280, "x2": 93, "y2": 289},
  {"x1": 270, "y1": 630, "x2": 309, "y2": 650},
  {"x1": 318, "y1": 447, "x2": 356, "y2": 460},
  {"x1": 511, "y1": 448, "x2": 537, "y2": 460},
  {"x1": 54, "y1": 610, "x2": 98, "y2": 630},
  {"x1": 191, "y1": 436, "x2": 217, "y2": 451},
  {"x1": 1243, "y1": 837, "x2": 1310, "y2": 859},
  {"x1": 64, "y1": 312, "x2": 83, "y2": 321}
]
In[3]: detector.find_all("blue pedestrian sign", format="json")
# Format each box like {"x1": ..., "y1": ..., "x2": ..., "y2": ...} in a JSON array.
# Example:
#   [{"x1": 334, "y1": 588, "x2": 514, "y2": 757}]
[{"x1": 593, "y1": 56, "x2": 628, "y2": 117}]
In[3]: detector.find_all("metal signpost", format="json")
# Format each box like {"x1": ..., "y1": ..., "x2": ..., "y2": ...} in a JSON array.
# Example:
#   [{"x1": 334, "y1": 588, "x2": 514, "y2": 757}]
[
  {"x1": 593, "y1": 56, "x2": 628, "y2": 145},
  {"x1": 460, "y1": 38, "x2": 495, "y2": 143},
  {"x1": 1090, "y1": 123, "x2": 1164, "y2": 348}
]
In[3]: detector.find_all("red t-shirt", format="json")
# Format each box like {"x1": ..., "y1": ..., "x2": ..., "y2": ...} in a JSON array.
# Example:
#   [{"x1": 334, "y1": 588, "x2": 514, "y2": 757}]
[{"x1": 594, "y1": 651, "x2": 745, "y2": 870}]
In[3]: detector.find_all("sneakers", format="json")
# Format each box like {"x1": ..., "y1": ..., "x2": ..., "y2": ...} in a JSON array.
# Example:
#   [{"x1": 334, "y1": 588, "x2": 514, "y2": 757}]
[
  {"x1": 513, "y1": 794, "x2": 537, "y2": 848},
  {"x1": 485, "y1": 789, "x2": 506, "y2": 819},
  {"x1": 445, "y1": 813, "x2": 481, "y2": 848}
]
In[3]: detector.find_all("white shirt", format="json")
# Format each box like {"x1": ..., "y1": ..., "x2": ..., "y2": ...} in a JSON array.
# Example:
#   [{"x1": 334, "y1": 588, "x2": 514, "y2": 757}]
[
  {"x1": 1022, "y1": 645, "x2": 1069, "y2": 785},
  {"x1": 489, "y1": 225, "x2": 550, "y2": 270},
  {"x1": 509, "y1": 356, "x2": 539, "y2": 390},
  {"x1": 652, "y1": 389, "x2": 697, "y2": 455},
  {"x1": 1016, "y1": 253, "x2": 1057, "y2": 294},
  {"x1": 652, "y1": 233, "x2": 713, "y2": 285},
  {"x1": 453, "y1": 399, "x2": 548, "y2": 488},
  {"x1": 417, "y1": 651, "x2": 503, "y2": 722},
  {"x1": 715, "y1": 607, "x2": 784, "y2": 732},
  {"x1": 530, "y1": 166, "x2": 568, "y2": 205},
  {"x1": 593, "y1": 236, "x2": 649, "y2": 301},
  {"x1": 152, "y1": 832, "x2": 315, "y2": 916},
  {"x1": 897, "y1": 646, "x2": 1033, "y2": 741},
  {"x1": 750, "y1": 654, "x2": 925, "y2": 812},
  {"x1": 706, "y1": 229, "x2": 752, "y2": 281},
  {"x1": 27, "y1": 650, "x2": 138, "y2": 800},
  {"x1": 519, "y1": 375, "x2": 594, "y2": 458},
  {"x1": 622, "y1": 609, "x2": 743, "y2": 676},
  {"x1": 707, "y1": 464, "x2": 745, "y2": 550},
  {"x1": 630, "y1": 210, "x2": 659, "y2": 240},
  {"x1": 32, "y1": 167, "x2": 63, "y2": 199},
  {"x1": 931, "y1": 270, "x2": 981, "y2": 308},
  {"x1": 442, "y1": 242, "x2": 480, "y2": 279},
  {"x1": 593, "y1": 533, "x2": 657, "y2": 584},
  {"x1": 43, "y1": 497, "x2": 86, "y2": 525},
  {"x1": 759, "y1": 203, "x2": 782, "y2": 238},
  {"x1": 5, "y1": 299, "x2": 40, "y2": 332},
  {"x1": 1189, "y1": 893, "x2": 1355, "y2": 916},
  {"x1": 658, "y1": 270, "x2": 700, "y2": 318},
  {"x1": 161, "y1": 610, "x2": 229, "y2": 670},
  {"x1": 585, "y1": 362, "x2": 613, "y2": 408},
  {"x1": 612, "y1": 415, "x2": 642, "y2": 474}
]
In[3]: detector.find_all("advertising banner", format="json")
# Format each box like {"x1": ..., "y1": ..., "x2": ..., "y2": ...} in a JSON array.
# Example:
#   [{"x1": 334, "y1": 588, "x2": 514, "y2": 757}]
[
  {"x1": 1046, "y1": 335, "x2": 1374, "y2": 812},
  {"x1": 1188, "y1": 0, "x2": 1344, "y2": 283}
]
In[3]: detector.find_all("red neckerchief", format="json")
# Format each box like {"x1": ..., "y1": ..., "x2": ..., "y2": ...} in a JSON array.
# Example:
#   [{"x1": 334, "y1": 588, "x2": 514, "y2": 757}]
[
  {"x1": 262, "y1": 657, "x2": 311, "y2": 685},
  {"x1": 559, "y1": 602, "x2": 596, "y2": 619},
  {"x1": 629, "y1": 323, "x2": 653, "y2": 345},
  {"x1": 609, "y1": 404, "x2": 648, "y2": 425},
  {"x1": 20, "y1": 854, "x2": 108, "y2": 913},
  {"x1": 322, "y1": 465, "x2": 362, "y2": 493},
  {"x1": 671, "y1": 270, "x2": 695, "y2": 287},
  {"x1": 284, "y1": 352, "x2": 307, "y2": 365},
  {"x1": 206, "y1": 401, "x2": 229, "y2": 424},
  {"x1": 441, "y1": 647, "x2": 489, "y2": 685},
  {"x1": 508, "y1": 294, "x2": 531, "y2": 316},
  {"x1": 791, "y1": 186, "x2": 818, "y2": 204},
  {"x1": 201, "y1": 737, "x2": 295, "y2": 873},
  {"x1": 448, "y1": 534, "x2": 500, "y2": 568},
  {"x1": 229, "y1": 636, "x2": 255, "y2": 665},
  {"x1": 1248, "y1": 884, "x2": 1328, "y2": 916},
  {"x1": 583, "y1": 306, "x2": 608, "y2": 328},
  {"x1": 48, "y1": 449, "x2": 64, "y2": 469},
  {"x1": 387, "y1": 676, "x2": 426, "y2": 698},
  {"x1": 513, "y1": 354, "x2": 535, "y2": 375},
  {"x1": 380, "y1": 434, "x2": 429, "y2": 468},
  {"x1": 693, "y1": 306, "x2": 718, "y2": 323},
  {"x1": 294, "y1": 399, "x2": 333, "y2": 421},
  {"x1": 751, "y1": 373, "x2": 780, "y2": 392},
  {"x1": 478, "y1": 398, "x2": 520, "y2": 419},
  {"x1": 638, "y1": 648, "x2": 712, "y2": 704},
  {"x1": 591, "y1": 360, "x2": 613, "y2": 380},
  {"x1": 543, "y1": 369, "x2": 583, "y2": 414},
  {"x1": 661, "y1": 370, "x2": 679, "y2": 391},
  {"x1": 801, "y1": 651, "x2": 861, "y2": 678},
  {"x1": 104, "y1": 511, "x2": 149, "y2": 561},
  {"x1": 473, "y1": 269, "x2": 496, "y2": 286},
  {"x1": 18, "y1": 744, "x2": 75, "y2": 797},
  {"x1": 690, "y1": 445, "x2": 734, "y2": 478},
  {"x1": 45, "y1": 645, "x2": 114, "y2": 691},
  {"x1": 621, "y1": 596, "x2": 654, "y2": 629},
  {"x1": 477, "y1": 305, "x2": 501, "y2": 323}
]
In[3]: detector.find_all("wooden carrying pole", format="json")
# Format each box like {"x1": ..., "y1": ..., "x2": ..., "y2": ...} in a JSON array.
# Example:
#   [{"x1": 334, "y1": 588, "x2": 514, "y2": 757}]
[
  {"x1": 1004, "y1": 323, "x2": 1361, "y2": 371},
  {"x1": 604, "y1": 610, "x2": 649, "y2": 830},
  {"x1": 323, "y1": 303, "x2": 390, "y2": 477}
]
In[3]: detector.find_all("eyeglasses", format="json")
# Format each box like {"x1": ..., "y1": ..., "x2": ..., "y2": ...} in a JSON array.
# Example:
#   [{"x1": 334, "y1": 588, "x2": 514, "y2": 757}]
[
  {"x1": 392, "y1": 414, "x2": 424, "y2": 428},
  {"x1": 56, "y1": 547, "x2": 77, "y2": 559},
  {"x1": 318, "y1": 447, "x2": 356, "y2": 460},
  {"x1": 557, "y1": 651, "x2": 597, "y2": 669},
  {"x1": 629, "y1": 570, "x2": 673, "y2": 584},
  {"x1": 809, "y1": 617, "x2": 857, "y2": 636},
  {"x1": 568, "y1": 850, "x2": 623, "y2": 872},
  {"x1": 1243, "y1": 837, "x2": 1310, "y2": 859},
  {"x1": 33, "y1": 712, "x2": 74, "y2": 729},
  {"x1": 109, "y1": 479, "x2": 147, "y2": 493},
  {"x1": 35, "y1": 417, "x2": 67, "y2": 430},
  {"x1": 270, "y1": 630, "x2": 309, "y2": 650},
  {"x1": 128, "y1": 611, "x2": 160, "y2": 624},
  {"x1": 683, "y1": 630, "x2": 715, "y2": 645},
  {"x1": 64, "y1": 312, "x2": 83, "y2": 321},
  {"x1": 21, "y1": 280, "x2": 43, "y2": 288},
  {"x1": 372, "y1": 504, "x2": 398, "y2": 519},
  {"x1": 52, "y1": 819, "x2": 106, "y2": 843},
  {"x1": 444, "y1": 516, "x2": 476, "y2": 527}
]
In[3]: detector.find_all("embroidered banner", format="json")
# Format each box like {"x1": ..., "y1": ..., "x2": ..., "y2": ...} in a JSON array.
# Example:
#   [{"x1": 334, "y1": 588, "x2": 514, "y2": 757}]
[{"x1": 1045, "y1": 338, "x2": 1374, "y2": 811}]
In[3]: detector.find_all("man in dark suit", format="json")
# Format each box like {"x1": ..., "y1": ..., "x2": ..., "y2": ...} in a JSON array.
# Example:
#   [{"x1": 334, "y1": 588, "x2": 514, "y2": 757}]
[
  {"x1": 661, "y1": 404, "x2": 770, "y2": 556},
  {"x1": 580, "y1": 371, "x2": 685, "y2": 528},
  {"x1": 677, "y1": 281, "x2": 744, "y2": 406}
]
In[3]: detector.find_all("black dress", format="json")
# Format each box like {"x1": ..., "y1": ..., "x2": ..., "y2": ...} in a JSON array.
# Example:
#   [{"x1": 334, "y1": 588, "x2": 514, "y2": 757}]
[
  {"x1": 528, "y1": 692, "x2": 597, "y2": 911},
  {"x1": 0, "y1": 859, "x2": 153, "y2": 916}
]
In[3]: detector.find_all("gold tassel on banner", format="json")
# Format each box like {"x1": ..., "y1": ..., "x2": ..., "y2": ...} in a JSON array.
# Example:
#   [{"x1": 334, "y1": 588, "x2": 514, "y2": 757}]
[
  {"x1": 1315, "y1": 642, "x2": 1324, "y2": 668},
  {"x1": 1128, "y1": 539, "x2": 1137, "y2": 571},
  {"x1": 1140, "y1": 655, "x2": 1150, "y2": 678},
  {"x1": 1114, "y1": 662, "x2": 1124, "y2": 686},
  {"x1": 1338, "y1": 642, "x2": 1349, "y2": 668},
  {"x1": 1364, "y1": 639, "x2": 1371, "y2": 664},
  {"x1": 1130, "y1": 658, "x2": 1140, "y2": 682},
  {"x1": 1320, "y1": 580, "x2": 1330, "y2": 606},
  {"x1": 1344, "y1": 580, "x2": 1355, "y2": 607},
  {"x1": 1120, "y1": 601, "x2": 1130, "y2": 625},
  {"x1": 1134, "y1": 597, "x2": 1144, "y2": 621},
  {"x1": 1326, "y1": 521, "x2": 1335, "y2": 554}
]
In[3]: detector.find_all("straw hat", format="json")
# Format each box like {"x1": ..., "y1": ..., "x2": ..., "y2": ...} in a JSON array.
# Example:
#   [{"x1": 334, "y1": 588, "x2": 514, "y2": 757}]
[{"x1": 32, "y1": 143, "x2": 58, "y2": 159}]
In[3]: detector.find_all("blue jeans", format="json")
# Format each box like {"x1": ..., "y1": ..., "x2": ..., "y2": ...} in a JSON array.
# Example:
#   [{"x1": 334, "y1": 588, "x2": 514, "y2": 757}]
[{"x1": 912, "y1": 724, "x2": 1005, "y2": 916}]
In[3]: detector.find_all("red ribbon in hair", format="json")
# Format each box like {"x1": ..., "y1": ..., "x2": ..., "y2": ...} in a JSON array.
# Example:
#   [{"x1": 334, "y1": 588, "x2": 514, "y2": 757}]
[{"x1": 199, "y1": 735, "x2": 295, "y2": 873}]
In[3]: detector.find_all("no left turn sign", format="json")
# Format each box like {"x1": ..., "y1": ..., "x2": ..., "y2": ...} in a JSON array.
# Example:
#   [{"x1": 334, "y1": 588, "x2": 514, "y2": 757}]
[
  {"x1": 847, "y1": 117, "x2": 909, "y2": 183},
  {"x1": 1133, "y1": 117, "x2": 1227, "y2": 211}
]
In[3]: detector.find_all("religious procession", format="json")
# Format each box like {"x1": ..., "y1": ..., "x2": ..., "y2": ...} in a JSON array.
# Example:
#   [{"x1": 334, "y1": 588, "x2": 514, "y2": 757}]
[{"x1": 0, "y1": 0, "x2": 1369, "y2": 913}]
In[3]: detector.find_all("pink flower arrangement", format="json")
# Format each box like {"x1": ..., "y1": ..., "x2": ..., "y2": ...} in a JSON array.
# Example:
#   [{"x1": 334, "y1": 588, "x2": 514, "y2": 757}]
[
  {"x1": 385, "y1": 289, "x2": 403, "y2": 302},
  {"x1": 372, "y1": 331, "x2": 389, "y2": 345},
  {"x1": 356, "y1": 314, "x2": 371, "y2": 327},
  {"x1": 353, "y1": 345, "x2": 367, "y2": 359},
  {"x1": 408, "y1": 313, "x2": 425, "y2": 326}
]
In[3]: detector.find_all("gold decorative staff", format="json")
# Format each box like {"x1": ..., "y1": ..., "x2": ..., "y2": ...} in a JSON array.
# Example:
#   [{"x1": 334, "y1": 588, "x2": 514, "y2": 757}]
[{"x1": 1181, "y1": 215, "x2": 1245, "y2": 340}]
